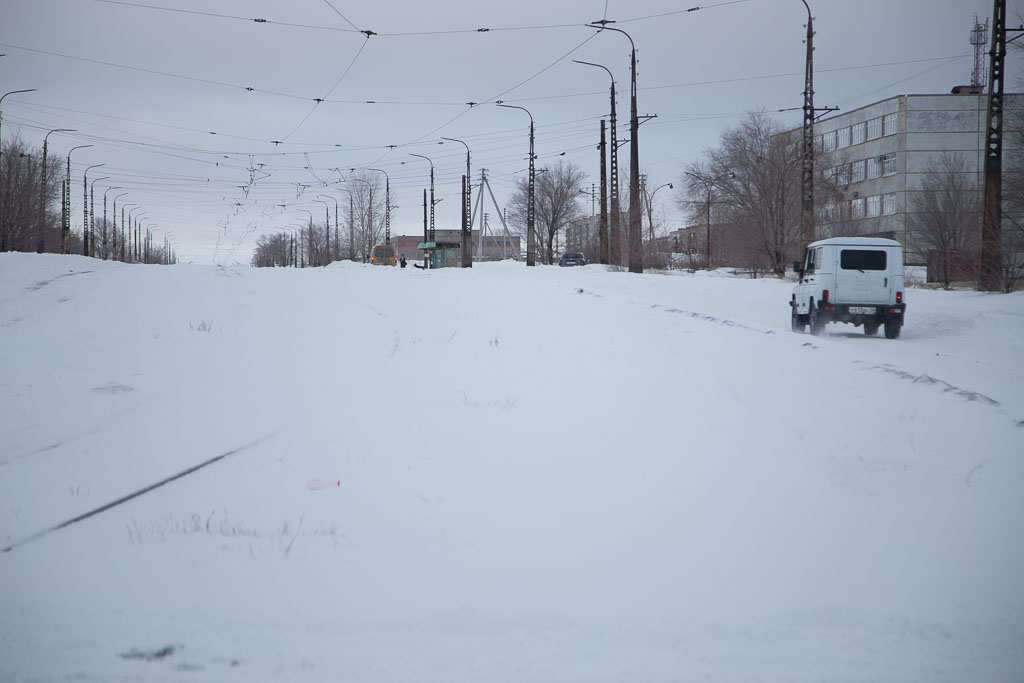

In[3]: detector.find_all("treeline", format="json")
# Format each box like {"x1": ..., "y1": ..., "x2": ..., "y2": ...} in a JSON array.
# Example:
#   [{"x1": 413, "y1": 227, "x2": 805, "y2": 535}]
[{"x1": 0, "y1": 135, "x2": 176, "y2": 264}]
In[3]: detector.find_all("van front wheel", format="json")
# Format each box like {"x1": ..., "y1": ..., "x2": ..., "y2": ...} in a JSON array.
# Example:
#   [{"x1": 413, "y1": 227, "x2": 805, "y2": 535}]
[{"x1": 884, "y1": 319, "x2": 901, "y2": 339}]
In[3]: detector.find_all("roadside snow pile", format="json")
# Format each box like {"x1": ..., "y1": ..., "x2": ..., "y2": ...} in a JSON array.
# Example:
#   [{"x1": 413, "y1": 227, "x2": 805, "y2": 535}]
[{"x1": 1, "y1": 253, "x2": 1022, "y2": 682}]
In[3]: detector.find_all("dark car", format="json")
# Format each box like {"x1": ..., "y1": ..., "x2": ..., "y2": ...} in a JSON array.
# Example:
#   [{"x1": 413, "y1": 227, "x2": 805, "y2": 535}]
[{"x1": 559, "y1": 252, "x2": 587, "y2": 267}]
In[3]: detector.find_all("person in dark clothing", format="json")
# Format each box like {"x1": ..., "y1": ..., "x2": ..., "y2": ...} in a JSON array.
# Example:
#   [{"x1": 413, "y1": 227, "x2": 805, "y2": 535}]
[{"x1": 400, "y1": 255, "x2": 407, "y2": 268}]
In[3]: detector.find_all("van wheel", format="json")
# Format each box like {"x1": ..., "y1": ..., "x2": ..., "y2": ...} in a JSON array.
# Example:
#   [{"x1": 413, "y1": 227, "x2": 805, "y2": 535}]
[
  {"x1": 791, "y1": 308, "x2": 806, "y2": 333},
  {"x1": 884, "y1": 319, "x2": 901, "y2": 339},
  {"x1": 863, "y1": 321, "x2": 880, "y2": 336},
  {"x1": 809, "y1": 302, "x2": 825, "y2": 335}
]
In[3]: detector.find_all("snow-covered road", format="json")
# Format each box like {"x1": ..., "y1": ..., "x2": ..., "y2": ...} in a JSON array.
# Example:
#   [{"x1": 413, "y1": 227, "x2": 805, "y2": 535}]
[{"x1": 2, "y1": 254, "x2": 1022, "y2": 682}]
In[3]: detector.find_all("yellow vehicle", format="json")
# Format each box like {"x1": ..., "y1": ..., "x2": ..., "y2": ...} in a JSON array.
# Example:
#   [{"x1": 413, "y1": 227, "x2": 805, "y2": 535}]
[{"x1": 370, "y1": 244, "x2": 398, "y2": 266}]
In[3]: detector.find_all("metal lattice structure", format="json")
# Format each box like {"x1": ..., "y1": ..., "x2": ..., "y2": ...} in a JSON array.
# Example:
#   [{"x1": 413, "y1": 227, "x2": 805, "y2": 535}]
[
  {"x1": 800, "y1": 0, "x2": 816, "y2": 250},
  {"x1": 979, "y1": 0, "x2": 1009, "y2": 290}
]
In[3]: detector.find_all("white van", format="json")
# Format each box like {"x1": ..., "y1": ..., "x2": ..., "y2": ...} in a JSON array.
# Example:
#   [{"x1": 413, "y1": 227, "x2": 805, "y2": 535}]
[{"x1": 790, "y1": 237, "x2": 906, "y2": 338}]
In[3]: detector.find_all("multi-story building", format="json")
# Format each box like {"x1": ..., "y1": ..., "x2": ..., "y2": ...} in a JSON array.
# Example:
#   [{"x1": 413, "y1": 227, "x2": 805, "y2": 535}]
[{"x1": 791, "y1": 87, "x2": 1021, "y2": 264}]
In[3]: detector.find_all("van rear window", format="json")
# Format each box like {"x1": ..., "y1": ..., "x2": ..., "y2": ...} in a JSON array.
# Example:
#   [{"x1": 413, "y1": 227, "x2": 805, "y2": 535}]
[{"x1": 840, "y1": 249, "x2": 886, "y2": 271}]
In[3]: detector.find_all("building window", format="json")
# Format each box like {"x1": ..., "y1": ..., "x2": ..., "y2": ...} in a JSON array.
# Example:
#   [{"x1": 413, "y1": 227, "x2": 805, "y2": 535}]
[
  {"x1": 837, "y1": 164, "x2": 851, "y2": 186},
  {"x1": 851, "y1": 122, "x2": 866, "y2": 145},
  {"x1": 823, "y1": 166, "x2": 835, "y2": 182},
  {"x1": 883, "y1": 113, "x2": 898, "y2": 136},
  {"x1": 882, "y1": 153, "x2": 897, "y2": 176},
  {"x1": 822, "y1": 130, "x2": 837, "y2": 153},
  {"x1": 867, "y1": 117, "x2": 883, "y2": 140},
  {"x1": 866, "y1": 157, "x2": 881, "y2": 179},
  {"x1": 883, "y1": 193, "x2": 898, "y2": 215},
  {"x1": 851, "y1": 198, "x2": 866, "y2": 219},
  {"x1": 851, "y1": 159, "x2": 866, "y2": 183},
  {"x1": 837, "y1": 126, "x2": 851, "y2": 149},
  {"x1": 866, "y1": 195, "x2": 881, "y2": 217},
  {"x1": 815, "y1": 135, "x2": 823, "y2": 153}
]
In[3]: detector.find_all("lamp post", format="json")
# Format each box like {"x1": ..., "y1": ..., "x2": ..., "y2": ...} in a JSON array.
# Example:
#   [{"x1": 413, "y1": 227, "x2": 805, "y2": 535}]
[
  {"x1": 88, "y1": 175, "x2": 109, "y2": 257},
  {"x1": 646, "y1": 182, "x2": 673, "y2": 244},
  {"x1": 38, "y1": 128, "x2": 75, "y2": 252},
  {"x1": 120, "y1": 203, "x2": 137, "y2": 262},
  {"x1": 111, "y1": 192, "x2": 128, "y2": 261},
  {"x1": 103, "y1": 187, "x2": 122, "y2": 260},
  {"x1": 441, "y1": 136, "x2": 473, "y2": 266},
  {"x1": 685, "y1": 171, "x2": 733, "y2": 269},
  {"x1": 63, "y1": 145, "x2": 93, "y2": 253},
  {"x1": 128, "y1": 207, "x2": 145, "y2": 262},
  {"x1": 408, "y1": 154, "x2": 436, "y2": 245},
  {"x1": 82, "y1": 163, "x2": 104, "y2": 256},
  {"x1": 297, "y1": 209, "x2": 313, "y2": 267},
  {"x1": 313, "y1": 198, "x2": 330, "y2": 265},
  {"x1": 587, "y1": 21, "x2": 643, "y2": 273},
  {"x1": 318, "y1": 194, "x2": 339, "y2": 260},
  {"x1": 367, "y1": 168, "x2": 391, "y2": 245},
  {"x1": 496, "y1": 103, "x2": 536, "y2": 266},
  {"x1": 0, "y1": 88, "x2": 36, "y2": 168},
  {"x1": 573, "y1": 60, "x2": 618, "y2": 266}
]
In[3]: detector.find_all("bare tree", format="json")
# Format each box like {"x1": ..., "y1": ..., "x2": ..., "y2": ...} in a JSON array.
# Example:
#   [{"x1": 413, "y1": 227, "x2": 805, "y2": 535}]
[
  {"x1": 680, "y1": 112, "x2": 801, "y2": 275},
  {"x1": 908, "y1": 154, "x2": 981, "y2": 289},
  {"x1": 1, "y1": 135, "x2": 63, "y2": 253},
  {"x1": 508, "y1": 161, "x2": 587, "y2": 264},
  {"x1": 347, "y1": 171, "x2": 385, "y2": 262}
]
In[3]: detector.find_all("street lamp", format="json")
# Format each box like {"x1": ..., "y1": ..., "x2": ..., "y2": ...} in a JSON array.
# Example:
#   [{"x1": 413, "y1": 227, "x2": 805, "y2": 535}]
[
  {"x1": 587, "y1": 21, "x2": 644, "y2": 273},
  {"x1": 103, "y1": 186, "x2": 122, "y2": 260},
  {"x1": 0, "y1": 88, "x2": 36, "y2": 167},
  {"x1": 120, "y1": 203, "x2": 137, "y2": 262},
  {"x1": 82, "y1": 163, "x2": 104, "y2": 256},
  {"x1": 64, "y1": 145, "x2": 93, "y2": 253},
  {"x1": 685, "y1": 171, "x2": 733, "y2": 269},
  {"x1": 37, "y1": 128, "x2": 75, "y2": 252},
  {"x1": 367, "y1": 168, "x2": 391, "y2": 245},
  {"x1": 317, "y1": 194, "x2": 339, "y2": 260},
  {"x1": 128, "y1": 207, "x2": 146, "y2": 262},
  {"x1": 573, "y1": 60, "x2": 618, "y2": 266},
  {"x1": 88, "y1": 174, "x2": 109, "y2": 257},
  {"x1": 441, "y1": 137, "x2": 473, "y2": 266},
  {"x1": 297, "y1": 208, "x2": 313, "y2": 267},
  {"x1": 407, "y1": 154, "x2": 436, "y2": 245},
  {"x1": 496, "y1": 103, "x2": 536, "y2": 266},
  {"x1": 313, "y1": 197, "x2": 331, "y2": 265},
  {"x1": 646, "y1": 182, "x2": 673, "y2": 244}
]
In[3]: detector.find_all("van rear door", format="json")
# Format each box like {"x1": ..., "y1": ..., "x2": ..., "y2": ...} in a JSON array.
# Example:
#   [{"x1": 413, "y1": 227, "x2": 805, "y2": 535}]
[{"x1": 835, "y1": 247, "x2": 890, "y2": 304}]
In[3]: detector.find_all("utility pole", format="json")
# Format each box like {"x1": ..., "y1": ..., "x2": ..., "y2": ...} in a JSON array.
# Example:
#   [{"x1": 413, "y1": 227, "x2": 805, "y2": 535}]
[
  {"x1": 82, "y1": 163, "x2": 104, "y2": 256},
  {"x1": 799, "y1": 0, "x2": 816, "y2": 250},
  {"x1": 103, "y1": 186, "x2": 121, "y2": 260},
  {"x1": 314, "y1": 198, "x2": 330, "y2": 265},
  {"x1": 88, "y1": 175, "x2": 108, "y2": 258},
  {"x1": 409, "y1": 154, "x2": 436, "y2": 245},
  {"x1": 38, "y1": 129, "x2": 74, "y2": 252},
  {"x1": 979, "y1": 0, "x2": 1023, "y2": 291},
  {"x1": 64, "y1": 145, "x2": 92, "y2": 253},
  {"x1": 422, "y1": 188, "x2": 429, "y2": 268},
  {"x1": 599, "y1": 119, "x2": 609, "y2": 264},
  {"x1": 588, "y1": 22, "x2": 645, "y2": 272},
  {"x1": 575, "y1": 60, "x2": 619, "y2": 266},
  {"x1": 646, "y1": 182, "x2": 673, "y2": 245},
  {"x1": 442, "y1": 137, "x2": 473, "y2": 267},
  {"x1": 497, "y1": 103, "x2": 536, "y2": 266},
  {"x1": 319, "y1": 194, "x2": 339, "y2": 261}
]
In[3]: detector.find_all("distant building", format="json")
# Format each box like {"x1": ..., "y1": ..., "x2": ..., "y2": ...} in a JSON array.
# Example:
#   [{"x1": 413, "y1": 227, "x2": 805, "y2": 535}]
[
  {"x1": 780, "y1": 89, "x2": 1022, "y2": 264},
  {"x1": 390, "y1": 230, "x2": 520, "y2": 264}
]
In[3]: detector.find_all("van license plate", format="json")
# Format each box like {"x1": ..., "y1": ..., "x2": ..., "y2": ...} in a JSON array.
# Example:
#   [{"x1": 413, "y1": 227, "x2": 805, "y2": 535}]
[{"x1": 849, "y1": 306, "x2": 875, "y2": 314}]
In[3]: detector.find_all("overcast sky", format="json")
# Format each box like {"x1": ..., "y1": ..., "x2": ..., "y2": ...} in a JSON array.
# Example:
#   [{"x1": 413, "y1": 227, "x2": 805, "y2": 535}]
[{"x1": 2, "y1": 0, "x2": 1021, "y2": 263}]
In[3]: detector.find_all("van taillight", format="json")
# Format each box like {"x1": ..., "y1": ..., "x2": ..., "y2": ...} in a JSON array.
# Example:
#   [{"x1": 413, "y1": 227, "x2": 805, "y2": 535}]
[
  {"x1": 822, "y1": 289, "x2": 829, "y2": 303},
  {"x1": 896, "y1": 291, "x2": 903, "y2": 304}
]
